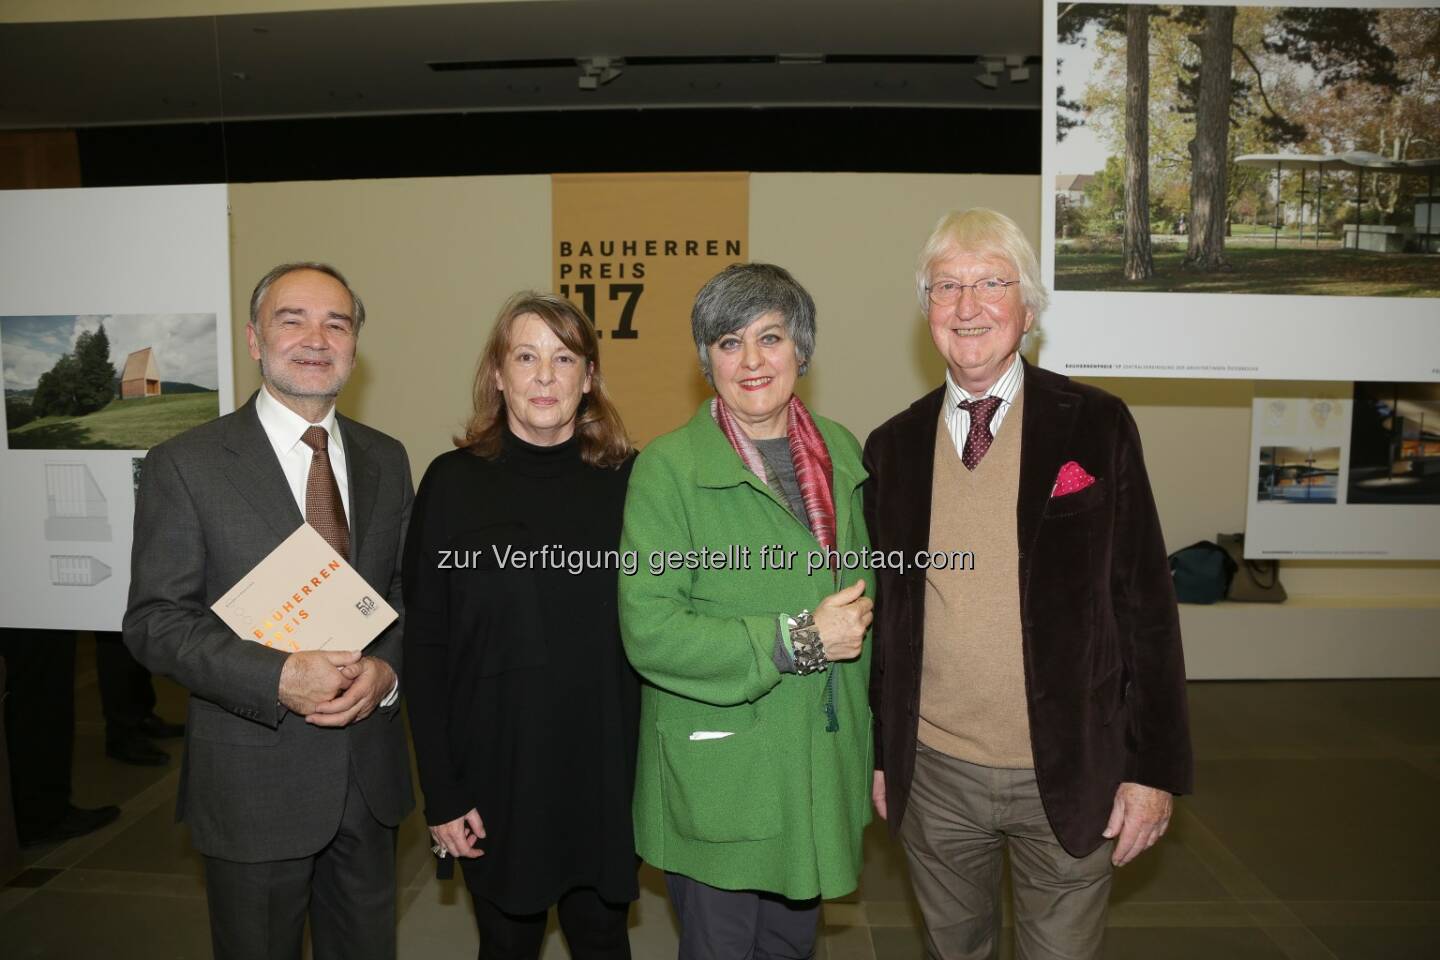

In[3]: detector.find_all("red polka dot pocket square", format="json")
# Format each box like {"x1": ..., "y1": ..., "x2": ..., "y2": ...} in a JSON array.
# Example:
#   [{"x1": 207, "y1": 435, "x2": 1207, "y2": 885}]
[{"x1": 1051, "y1": 460, "x2": 1097, "y2": 497}]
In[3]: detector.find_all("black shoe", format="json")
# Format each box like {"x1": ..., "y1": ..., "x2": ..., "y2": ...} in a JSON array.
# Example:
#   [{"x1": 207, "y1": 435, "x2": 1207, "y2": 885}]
[
  {"x1": 18, "y1": 804, "x2": 121, "y2": 847},
  {"x1": 105, "y1": 735, "x2": 170, "y2": 766},
  {"x1": 137, "y1": 712, "x2": 185, "y2": 739}
]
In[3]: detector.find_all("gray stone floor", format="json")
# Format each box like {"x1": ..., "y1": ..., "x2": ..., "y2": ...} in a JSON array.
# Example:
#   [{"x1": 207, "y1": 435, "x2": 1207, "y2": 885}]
[{"x1": 3, "y1": 638, "x2": 1437, "y2": 959}]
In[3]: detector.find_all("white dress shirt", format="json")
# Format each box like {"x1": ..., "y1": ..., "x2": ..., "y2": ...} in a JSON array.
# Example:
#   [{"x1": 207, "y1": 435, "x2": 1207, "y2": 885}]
[
  {"x1": 941, "y1": 354, "x2": 1025, "y2": 459},
  {"x1": 254, "y1": 385, "x2": 396, "y2": 705},
  {"x1": 254, "y1": 384, "x2": 351, "y2": 521}
]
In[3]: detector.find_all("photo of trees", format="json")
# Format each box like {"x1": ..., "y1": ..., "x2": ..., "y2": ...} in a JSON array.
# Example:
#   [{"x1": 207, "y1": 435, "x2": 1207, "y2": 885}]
[
  {"x1": 3, "y1": 314, "x2": 220, "y2": 450},
  {"x1": 1055, "y1": 3, "x2": 1439, "y2": 297}
]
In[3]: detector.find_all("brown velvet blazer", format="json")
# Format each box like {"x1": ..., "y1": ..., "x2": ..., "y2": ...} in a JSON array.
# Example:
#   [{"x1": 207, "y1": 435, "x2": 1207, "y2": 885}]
[{"x1": 862, "y1": 360, "x2": 1193, "y2": 857}]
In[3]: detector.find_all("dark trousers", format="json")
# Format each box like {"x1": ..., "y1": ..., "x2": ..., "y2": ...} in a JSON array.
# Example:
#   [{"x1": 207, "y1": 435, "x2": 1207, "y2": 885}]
[
  {"x1": 203, "y1": 773, "x2": 397, "y2": 960},
  {"x1": 664, "y1": 872, "x2": 821, "y2": 960},
  {"x1": 0, "y1": 629, "x2": 75, "y2": 836},
  {"x1": 94, "y1": 630, "x2": 155, "y2": 740},
  {"x1": 471, "y1": 887, "x2": 631, "y2": 960},
  {"x1": 900, "y1": 744, "x2": 1113, "y2": 960}
]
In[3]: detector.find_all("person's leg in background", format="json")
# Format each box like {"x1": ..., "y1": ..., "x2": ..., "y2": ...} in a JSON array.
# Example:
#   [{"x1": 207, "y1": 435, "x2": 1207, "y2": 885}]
[
  {"x1": 94, "y1": 630, "x2": 182, "y2": 766},
  {"x1": 0, "y1": 628, "x2": 119, "y2": 846}
]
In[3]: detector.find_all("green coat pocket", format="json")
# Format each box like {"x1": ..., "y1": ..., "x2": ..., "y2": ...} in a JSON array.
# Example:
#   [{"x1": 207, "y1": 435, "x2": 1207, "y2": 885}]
[{"x1": 658, "y1": 714, "x2": 782, "y2": 843}]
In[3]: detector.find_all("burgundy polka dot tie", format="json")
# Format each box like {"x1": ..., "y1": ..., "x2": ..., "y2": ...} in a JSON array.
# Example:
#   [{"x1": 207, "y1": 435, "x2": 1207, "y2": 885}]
[
  {"x1": 301, "y1": 425, "x2": 350, "y2": 559},
  {"x1": 956, "y1": 396, "x2": 1003, "y2": 471}
]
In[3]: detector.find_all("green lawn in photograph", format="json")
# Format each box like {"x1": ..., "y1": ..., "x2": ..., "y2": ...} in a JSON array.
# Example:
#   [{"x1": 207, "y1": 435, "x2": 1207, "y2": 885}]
[
  {"x1": 1054, "y1": 245, "x2": 1440, "y2": 297},
  {"x1": 7, "y1": 391, "x2": 220, "y2": 450}
]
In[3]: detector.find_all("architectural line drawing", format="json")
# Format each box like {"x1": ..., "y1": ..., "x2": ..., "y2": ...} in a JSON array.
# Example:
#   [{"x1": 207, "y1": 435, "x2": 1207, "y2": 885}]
[
  {"x1": 44, "y1": 462, "x2": 112, "y2": 541},
  {"x1": 49, "y1": 554, "x2": 112, "y2": 586}
]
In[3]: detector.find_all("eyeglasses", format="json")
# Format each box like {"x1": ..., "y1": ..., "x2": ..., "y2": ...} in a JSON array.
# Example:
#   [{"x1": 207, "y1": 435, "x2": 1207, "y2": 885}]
[{"x1": 926, "y1": 278, "x2": 1020, "y2": 306}]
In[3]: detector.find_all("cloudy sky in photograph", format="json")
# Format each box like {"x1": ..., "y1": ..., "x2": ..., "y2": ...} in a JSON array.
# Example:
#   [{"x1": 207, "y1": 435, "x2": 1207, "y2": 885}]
[
  {"x1": 1, "y1": 313, "x2": 219, "y2": 393},
  {"x1": 1056, "y1": 20, "x2": 1110, "y2": 177}
]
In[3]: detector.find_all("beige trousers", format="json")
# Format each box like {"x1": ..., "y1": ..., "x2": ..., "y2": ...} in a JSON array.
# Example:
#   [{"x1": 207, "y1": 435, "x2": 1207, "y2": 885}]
[{"x1": 899, "y1": 743, "x2": 1113, "y2": 960}]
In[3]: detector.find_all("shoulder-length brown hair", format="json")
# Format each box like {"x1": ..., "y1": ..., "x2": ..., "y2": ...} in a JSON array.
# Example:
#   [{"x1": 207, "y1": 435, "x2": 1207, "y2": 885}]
[{"x1": 455, "y1": 292, "x2": 632, "y2": 467}]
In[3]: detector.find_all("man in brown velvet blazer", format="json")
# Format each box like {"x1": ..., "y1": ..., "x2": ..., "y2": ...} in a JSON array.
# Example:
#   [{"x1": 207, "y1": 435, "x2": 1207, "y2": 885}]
[{"x1": 863, "y1": 209, "x2": 1192, "y2": 960}]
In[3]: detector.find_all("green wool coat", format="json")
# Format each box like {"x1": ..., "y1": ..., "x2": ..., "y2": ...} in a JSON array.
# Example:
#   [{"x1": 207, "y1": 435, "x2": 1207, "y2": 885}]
[{"x1": 619, "y1": 401, "x2": 874, "y2": 900}]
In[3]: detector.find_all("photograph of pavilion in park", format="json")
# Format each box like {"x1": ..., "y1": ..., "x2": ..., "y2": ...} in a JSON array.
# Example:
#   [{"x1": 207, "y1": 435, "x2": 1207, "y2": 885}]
[
  {"x1": 1256, "y1": 446, "x2": 1340, "y2": 504},
  {"x1": 1054, "y1": 3, "x2": 1439, "y2": 297},
  {"x1": 1347, "y1": 382, "x2": 1440, "y2": 505}
]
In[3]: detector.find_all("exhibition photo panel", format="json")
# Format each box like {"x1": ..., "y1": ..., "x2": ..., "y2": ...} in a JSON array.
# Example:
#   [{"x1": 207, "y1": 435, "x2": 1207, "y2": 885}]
[
  {"x1": 3, "y1": 313, "x2": 219, "y2": 451},
  {"x1": 0, "y1": 185, "x2": 233, "y2": 630},
  {"x1": 1245, "y1": 381, "x2": 1440, "y2": 558},
  {"x1": 1041, "y1": 0, "x2": 1440, "y2": 379}
]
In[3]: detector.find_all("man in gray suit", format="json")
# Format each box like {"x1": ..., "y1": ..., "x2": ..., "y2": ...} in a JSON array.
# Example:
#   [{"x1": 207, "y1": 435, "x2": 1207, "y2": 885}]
[{"x1": 124, "y1": 262, "x2": 414, "y2": 960}]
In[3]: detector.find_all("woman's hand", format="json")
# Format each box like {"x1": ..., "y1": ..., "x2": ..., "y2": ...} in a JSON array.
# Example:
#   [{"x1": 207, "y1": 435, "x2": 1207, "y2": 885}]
[
  {"x1": 812, "y1": 579, "x2": 873, "y2": 662},
  {"x1": 429, "y1": 808, "x2": 486, "y2": 859}
]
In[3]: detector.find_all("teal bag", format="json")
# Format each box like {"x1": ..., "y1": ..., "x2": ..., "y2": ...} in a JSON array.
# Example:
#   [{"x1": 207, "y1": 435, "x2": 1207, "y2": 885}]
[{"x1": 1168, "y1": 540, "x2": 1237, "y2": 604}]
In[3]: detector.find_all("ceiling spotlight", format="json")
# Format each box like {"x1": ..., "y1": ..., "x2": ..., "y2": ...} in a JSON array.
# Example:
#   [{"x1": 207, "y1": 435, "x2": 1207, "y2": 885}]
[
  {"x1": 976, "y1": 55, "x2": 1033, "y2": 88},
  {"x1": 578, "y1": 56, "x2": 624, "y2": 91}
]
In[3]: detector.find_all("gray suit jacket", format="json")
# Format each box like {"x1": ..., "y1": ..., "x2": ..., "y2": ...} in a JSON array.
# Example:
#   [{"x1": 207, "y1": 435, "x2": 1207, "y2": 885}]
[{"x1": 123, "y1": 393, "x2": 415, "y2": 862}]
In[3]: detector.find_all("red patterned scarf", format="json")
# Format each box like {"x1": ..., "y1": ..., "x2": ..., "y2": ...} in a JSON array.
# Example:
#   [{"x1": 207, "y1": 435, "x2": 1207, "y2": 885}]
[{"x1": 711, "y1": 394, "x2": 838, "y2": 563}]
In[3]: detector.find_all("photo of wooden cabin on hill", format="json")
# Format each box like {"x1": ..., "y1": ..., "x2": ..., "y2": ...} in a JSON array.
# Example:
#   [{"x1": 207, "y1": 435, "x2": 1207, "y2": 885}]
[{"x1": 120, "y1": 347, "x2": 160, "y2": 399}]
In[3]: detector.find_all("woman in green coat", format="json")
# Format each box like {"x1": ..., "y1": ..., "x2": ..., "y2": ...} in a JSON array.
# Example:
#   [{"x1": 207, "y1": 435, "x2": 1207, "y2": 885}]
[{"x1": 619, "y1": 263, "x2": 875, "y2": 958}]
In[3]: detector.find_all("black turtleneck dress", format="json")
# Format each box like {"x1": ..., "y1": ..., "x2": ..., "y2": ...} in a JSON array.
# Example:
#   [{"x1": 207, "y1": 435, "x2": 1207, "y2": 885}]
[{"x1": 402, "y1": 430, "x2": 638, "y2": 913}]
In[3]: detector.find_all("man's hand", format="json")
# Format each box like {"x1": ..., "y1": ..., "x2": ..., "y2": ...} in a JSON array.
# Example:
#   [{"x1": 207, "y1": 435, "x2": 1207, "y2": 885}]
[
  {"x1": 872, "y1": 770, "x2": 888, "y2": 821},
  {"x1": 305, "y1": 656, "x2": 396, "y2": 727},
  {"x1": 813, "y1": 580, "x2": 873, "y2": 662},
  {"x1": 1103, "y1": 781, "x2": 1173, "y2": 866},
  {"x1": 278, "y1": 650, "x2": 360, "y2": 715},
  {"x1": 429, "y1": 808, "x2": 486, "y2": 859}
]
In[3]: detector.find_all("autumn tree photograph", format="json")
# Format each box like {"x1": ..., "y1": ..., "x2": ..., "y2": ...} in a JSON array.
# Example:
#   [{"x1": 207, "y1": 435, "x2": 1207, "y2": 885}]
[{"x1": 1054, "y1": 2, "x2": 1440, "y2": 297}]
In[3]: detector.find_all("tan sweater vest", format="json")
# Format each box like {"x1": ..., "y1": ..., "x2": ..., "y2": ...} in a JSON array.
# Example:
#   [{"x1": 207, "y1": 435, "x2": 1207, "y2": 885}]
[{"x1": 917, "y1": 387, "x2": 1034, "y2": 768}]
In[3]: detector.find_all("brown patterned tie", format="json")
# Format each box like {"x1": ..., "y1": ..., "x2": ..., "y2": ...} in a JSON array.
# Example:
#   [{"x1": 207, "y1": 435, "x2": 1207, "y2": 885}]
[
  {"x1": 301, "y1": 425, "x2": 350, "y2": 559},
  {"x1": 956, "y1": 396, "x2": 1004, "y2": 471}
]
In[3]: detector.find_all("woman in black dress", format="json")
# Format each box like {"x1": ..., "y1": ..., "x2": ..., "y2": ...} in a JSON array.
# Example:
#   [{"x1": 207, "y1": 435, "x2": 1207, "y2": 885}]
[{"x1": 403, "y1": 292, "x2": 637, "y2": 960}]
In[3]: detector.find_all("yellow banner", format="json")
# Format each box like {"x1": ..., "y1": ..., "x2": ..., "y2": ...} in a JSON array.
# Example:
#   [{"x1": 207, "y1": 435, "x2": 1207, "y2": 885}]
[{"x1": 551, "y1": 172, "x2": 749, "y2": 447}]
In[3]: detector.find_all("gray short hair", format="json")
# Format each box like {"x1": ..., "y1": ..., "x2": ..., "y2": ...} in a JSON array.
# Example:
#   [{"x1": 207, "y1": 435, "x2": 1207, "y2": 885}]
[
  {"x1": 248, "y1": 262, "x2": 367, "y2": 332},
  {"x1": 916, "y1": 209, "x2": 1047, "y2": 350},
  {"x1": 691, "y1": 263, "x2": 817, "y2": 384}
]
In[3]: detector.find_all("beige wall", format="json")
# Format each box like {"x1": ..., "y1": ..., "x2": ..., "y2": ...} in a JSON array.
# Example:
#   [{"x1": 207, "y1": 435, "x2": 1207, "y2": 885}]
[
  {"x1": 229, "y1": 175, "x2": 551, "y2": 481},
  {"x1": 226, "y1": 172, "x2": 1440, "y2": 635},
  {"x1": 750, "y1": 173, "x2": 1037, "y2": 439}
]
